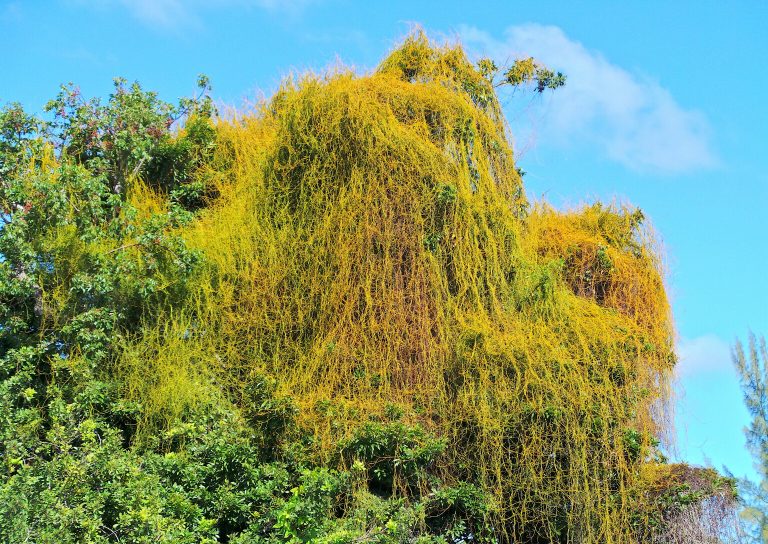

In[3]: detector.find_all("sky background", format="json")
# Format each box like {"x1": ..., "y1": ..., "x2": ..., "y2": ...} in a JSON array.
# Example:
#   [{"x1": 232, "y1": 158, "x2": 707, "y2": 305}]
[{"x1": 2, "y1": 0, "x2": 766, "y2": 481}]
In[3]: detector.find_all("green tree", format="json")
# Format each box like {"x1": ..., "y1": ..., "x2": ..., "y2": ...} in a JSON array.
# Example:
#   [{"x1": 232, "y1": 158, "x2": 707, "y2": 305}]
[{"x1": 734, "y1": 333, "x2": 768, "y2": 542}]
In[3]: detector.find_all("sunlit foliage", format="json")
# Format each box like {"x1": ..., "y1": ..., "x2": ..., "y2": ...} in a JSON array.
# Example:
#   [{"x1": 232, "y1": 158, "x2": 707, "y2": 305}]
[{"x1": 0, "y1": 31, "x2": 736, "y2": 543}]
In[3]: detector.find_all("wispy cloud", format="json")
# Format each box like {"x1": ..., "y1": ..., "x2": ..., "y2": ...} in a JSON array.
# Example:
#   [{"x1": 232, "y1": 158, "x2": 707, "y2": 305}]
[
  {"x1": 73, "y1": 0, "x2": 313, "y2": 30},
  {"x1": 460, "y1": 24, "x2": 717, "y2": 174},
  {"x1": 676, "y1": 335, "x2": 733, "y2": 378}
]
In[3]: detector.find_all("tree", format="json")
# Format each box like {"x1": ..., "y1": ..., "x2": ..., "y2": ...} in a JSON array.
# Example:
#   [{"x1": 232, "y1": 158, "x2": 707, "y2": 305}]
[
  {"x1": 0, "y1": 31, "x2": 739, "y2": 543},
  {"x1": 734, "y1": 333, "x2": 768, "y2": 542}
]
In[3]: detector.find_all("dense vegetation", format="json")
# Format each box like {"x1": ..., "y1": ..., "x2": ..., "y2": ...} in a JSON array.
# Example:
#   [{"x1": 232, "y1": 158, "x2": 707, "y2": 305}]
[{"x1": 0, "y1": 33, "x2": 739, "y2": 543}]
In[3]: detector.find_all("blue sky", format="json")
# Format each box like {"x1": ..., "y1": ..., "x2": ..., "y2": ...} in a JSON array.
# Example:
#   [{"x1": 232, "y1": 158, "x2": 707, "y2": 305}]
[{"x1": 2, "y1": 0, "x2": 766, "y2": 480}]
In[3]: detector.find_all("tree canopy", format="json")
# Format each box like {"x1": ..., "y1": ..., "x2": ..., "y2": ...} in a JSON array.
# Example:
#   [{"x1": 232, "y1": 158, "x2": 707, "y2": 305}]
[{"x1": 0, "y1": 32, "x2": 738, "y2": 543}]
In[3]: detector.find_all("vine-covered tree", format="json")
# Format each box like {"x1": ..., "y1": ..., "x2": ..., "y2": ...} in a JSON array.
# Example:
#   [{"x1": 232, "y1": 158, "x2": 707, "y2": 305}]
[{"x1": 0, "y1": 32, "x2": 739, "y2": 543}]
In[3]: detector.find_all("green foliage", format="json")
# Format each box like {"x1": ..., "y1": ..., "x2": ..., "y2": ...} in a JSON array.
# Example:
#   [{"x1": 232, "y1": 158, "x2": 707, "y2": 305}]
[
  {"x1": 0, "y1": 75, "x2": 223, "y2": 543},
  {"x1": 734, "y1": 334, "x2": 768, "y2": 542},
  {"x1": 243, "y1": 373, "x2": 299, "y2": 454},
  {"x1": 339, "y1": 419, "x2": 445, "y2": 497},
  {"x1": 0, "y1": 102, "x2": 45, "y2": 177},
  {"x1": 0, "y1": 395, "x2": 303, "y2": 543},
  {"x1": 273, "y1": 468, "x2": 348, "y2": 543},
  {"x1": 476, "y1": 56, "x2": 566, "y2": 93},
  {"x1": 44, "y1": 75, "x2": 216, "y2": 206}
]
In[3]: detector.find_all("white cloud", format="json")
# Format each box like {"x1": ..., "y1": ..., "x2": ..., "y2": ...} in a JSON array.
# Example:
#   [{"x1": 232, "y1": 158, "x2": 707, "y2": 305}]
[
  {"x1": 676, "y1": 335, "x2": 733, "y2": 378},
  {"x1": 460, "y1": 24, "x2": 717, "y2": 174}
]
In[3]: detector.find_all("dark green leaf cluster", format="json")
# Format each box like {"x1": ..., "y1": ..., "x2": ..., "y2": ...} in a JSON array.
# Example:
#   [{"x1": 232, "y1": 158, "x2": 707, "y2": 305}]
[{"x1": 42, "y1": 76, "x2": 216, "y2": 206}]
